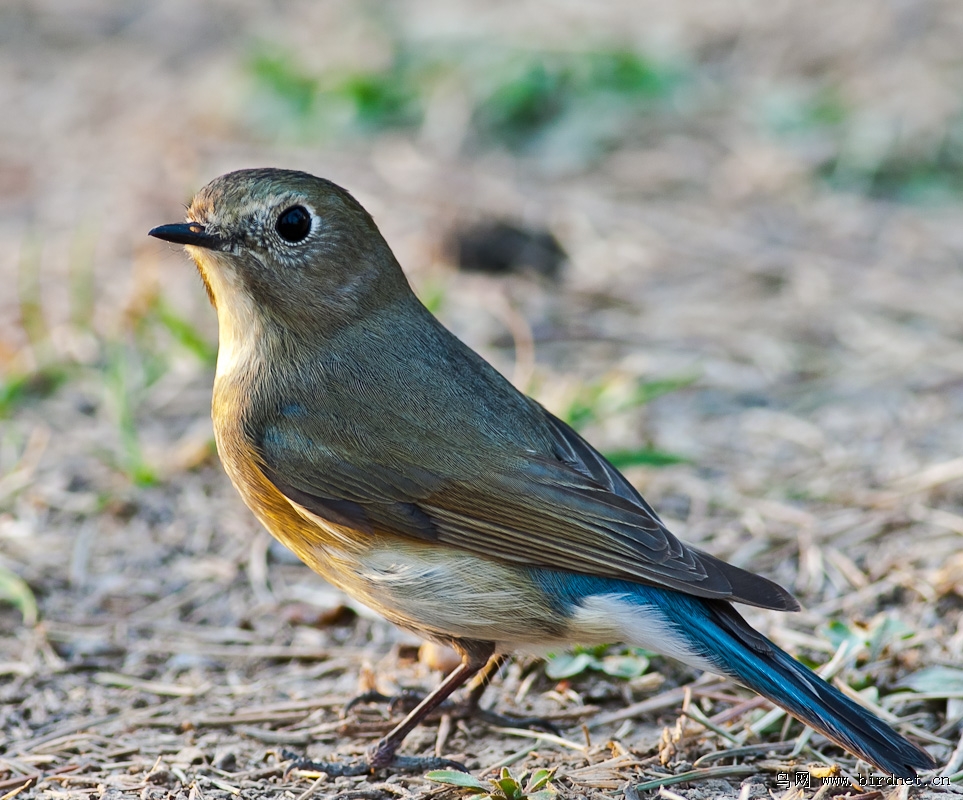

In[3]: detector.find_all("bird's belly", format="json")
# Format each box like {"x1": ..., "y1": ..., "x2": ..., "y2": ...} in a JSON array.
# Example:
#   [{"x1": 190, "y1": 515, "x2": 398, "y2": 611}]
[{"x1": 298, "y1": 535, "x2": 568, "y2": 649}]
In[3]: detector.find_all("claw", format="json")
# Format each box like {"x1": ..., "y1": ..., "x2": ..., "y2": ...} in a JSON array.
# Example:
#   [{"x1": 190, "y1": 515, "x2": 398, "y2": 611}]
[
  {"x1": 390, "y1": 755, "x2": 469, "y2": 773},
  {"x1": 284, "y1": 754, "x2": 372, "y2": 778},
  {"x1": 342, "y1": 689, "x2": 395, "y2": 716},
  {"x1": 282, "y1": 749, "x2": 468, "y2": 777},
  {"x1": 387, "y1": 689, "x2": 430, "y2": 715}
]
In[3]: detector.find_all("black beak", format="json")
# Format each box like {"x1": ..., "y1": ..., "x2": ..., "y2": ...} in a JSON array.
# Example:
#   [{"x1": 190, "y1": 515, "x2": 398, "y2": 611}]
[{"x1": 149, "y1": 222, "x2": 224, "y2": 249}]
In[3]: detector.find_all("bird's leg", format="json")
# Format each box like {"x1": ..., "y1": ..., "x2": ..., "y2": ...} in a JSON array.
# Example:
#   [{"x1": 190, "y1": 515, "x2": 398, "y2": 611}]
[
  {"x1": 287, "y1": 640, "x2": 493, "y2": 777},
  {"x1": 461, "y1": 654, "x2": 558, "y2": 734},
  {"x1": 365, "y1": 641, "x2": 493, "y2": 770},
  {"x1": 344, "y1": 653, "x2": 507, "y2": 717},
  {"x1": 463, "y1": 652, "x2": 509, "y2": 705},
  {"x1": 342, "y1": 652, "x2": 558, "y2": 735}
]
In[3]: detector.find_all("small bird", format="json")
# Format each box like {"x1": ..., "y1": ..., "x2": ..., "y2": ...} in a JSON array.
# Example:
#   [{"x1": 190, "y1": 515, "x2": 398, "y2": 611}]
[{"x1": 149, "y1": 168, "x2": 935, "y2": 779}]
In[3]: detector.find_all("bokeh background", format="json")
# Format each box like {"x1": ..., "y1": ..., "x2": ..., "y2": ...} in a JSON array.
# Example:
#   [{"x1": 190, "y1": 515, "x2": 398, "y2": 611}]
[{"x1": 2, "y1": 2, "x2": 962, "y2": 797}]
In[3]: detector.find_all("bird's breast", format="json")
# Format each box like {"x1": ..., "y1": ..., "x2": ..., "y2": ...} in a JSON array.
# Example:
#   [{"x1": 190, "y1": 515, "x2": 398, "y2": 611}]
[{"x1": 209, "y1": 384, "x2": 567, "y2": 648}]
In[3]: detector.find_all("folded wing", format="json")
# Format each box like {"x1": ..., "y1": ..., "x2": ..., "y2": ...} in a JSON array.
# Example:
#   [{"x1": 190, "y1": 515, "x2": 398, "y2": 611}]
[{"x1": 256, "y1": 404, "x2": 798, "y2": 612}]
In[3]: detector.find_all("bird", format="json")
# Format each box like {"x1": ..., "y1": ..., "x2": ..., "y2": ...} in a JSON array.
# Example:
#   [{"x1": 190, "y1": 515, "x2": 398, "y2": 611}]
[{"x1": 149, "y1": 168, "x2": 935, "y2": 779}]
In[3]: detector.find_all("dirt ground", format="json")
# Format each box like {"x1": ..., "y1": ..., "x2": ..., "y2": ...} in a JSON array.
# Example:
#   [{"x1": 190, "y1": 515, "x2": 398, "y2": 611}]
[{"x1": 1, "y1": 2, "x2": 963, "y2": 798}]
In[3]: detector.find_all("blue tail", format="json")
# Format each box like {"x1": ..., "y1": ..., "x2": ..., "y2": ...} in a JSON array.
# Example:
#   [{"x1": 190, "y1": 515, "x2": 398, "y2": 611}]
[
  {"x1": 685, "y1": 599, "x2": 935, "y2": 779},
  {"x1": 530, "y1": 571, "x2": 935, "y2": 778}
]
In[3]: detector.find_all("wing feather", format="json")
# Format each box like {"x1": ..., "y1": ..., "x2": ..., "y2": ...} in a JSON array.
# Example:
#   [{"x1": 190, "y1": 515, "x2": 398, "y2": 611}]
[{"x1": 256, "y1": 404, "x2": 798, "y2": 611}]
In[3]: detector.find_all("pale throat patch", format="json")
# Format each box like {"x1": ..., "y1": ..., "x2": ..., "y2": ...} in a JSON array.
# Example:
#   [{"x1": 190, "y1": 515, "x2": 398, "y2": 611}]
[{"x1": 188, "y1": 247, "x2": 263, "y2": 381}]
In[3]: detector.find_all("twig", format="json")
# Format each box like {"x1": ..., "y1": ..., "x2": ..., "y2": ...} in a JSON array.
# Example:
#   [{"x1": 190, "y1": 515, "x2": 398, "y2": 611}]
[{"x1": 633, "y1": 764, "x2": 762, "y2": 791}]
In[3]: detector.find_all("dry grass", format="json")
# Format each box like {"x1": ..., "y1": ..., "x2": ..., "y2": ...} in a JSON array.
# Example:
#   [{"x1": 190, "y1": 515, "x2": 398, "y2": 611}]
[{"x1": 2, "y1": 2, "x2": 962, "y2": 798}]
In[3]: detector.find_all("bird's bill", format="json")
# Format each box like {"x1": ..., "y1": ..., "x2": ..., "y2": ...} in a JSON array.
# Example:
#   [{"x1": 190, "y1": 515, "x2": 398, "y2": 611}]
[{"x1": 149, "y1": 222, "x2": 223, "y2": 249}]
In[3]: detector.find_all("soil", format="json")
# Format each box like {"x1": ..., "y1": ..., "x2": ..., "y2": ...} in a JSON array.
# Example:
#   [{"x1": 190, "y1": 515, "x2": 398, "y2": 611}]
[{"x1": 1, "y1": 2, "x2": 962, "y2": 798}]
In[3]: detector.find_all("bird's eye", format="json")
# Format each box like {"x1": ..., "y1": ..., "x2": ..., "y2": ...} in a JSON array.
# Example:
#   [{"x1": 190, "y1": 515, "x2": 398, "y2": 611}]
[{"x1": 275, "y1": 205, "x2": 312, "y2": 243}]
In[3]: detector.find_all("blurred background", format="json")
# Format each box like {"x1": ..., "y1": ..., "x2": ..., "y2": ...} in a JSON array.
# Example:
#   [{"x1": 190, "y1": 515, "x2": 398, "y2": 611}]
[{"x1": 1, "y1": 1, "x2": 962, "y2": 795}]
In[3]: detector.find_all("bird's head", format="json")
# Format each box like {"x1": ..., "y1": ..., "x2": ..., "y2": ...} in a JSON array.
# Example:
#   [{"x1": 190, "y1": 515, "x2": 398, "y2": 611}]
[{"x1": 149, "y1": 168, "x2": 410, "y2": 342}]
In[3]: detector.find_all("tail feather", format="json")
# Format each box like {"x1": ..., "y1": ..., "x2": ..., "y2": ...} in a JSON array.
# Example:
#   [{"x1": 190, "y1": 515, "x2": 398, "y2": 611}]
[
  {"x1": 697, "y1": 601, "x2": 935, "y2": 779},
  {"x1": 526, "y1": 570, "x2": 935, "y2": 778}
]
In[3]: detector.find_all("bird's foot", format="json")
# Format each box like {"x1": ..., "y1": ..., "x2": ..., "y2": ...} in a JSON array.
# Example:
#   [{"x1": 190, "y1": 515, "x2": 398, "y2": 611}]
[
  {"x1": 282, "y1": 747, "x2": 468, "y2": 778},
  {"x1": 342, "y1": 689, "x2": 558, "y2": 735}
]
